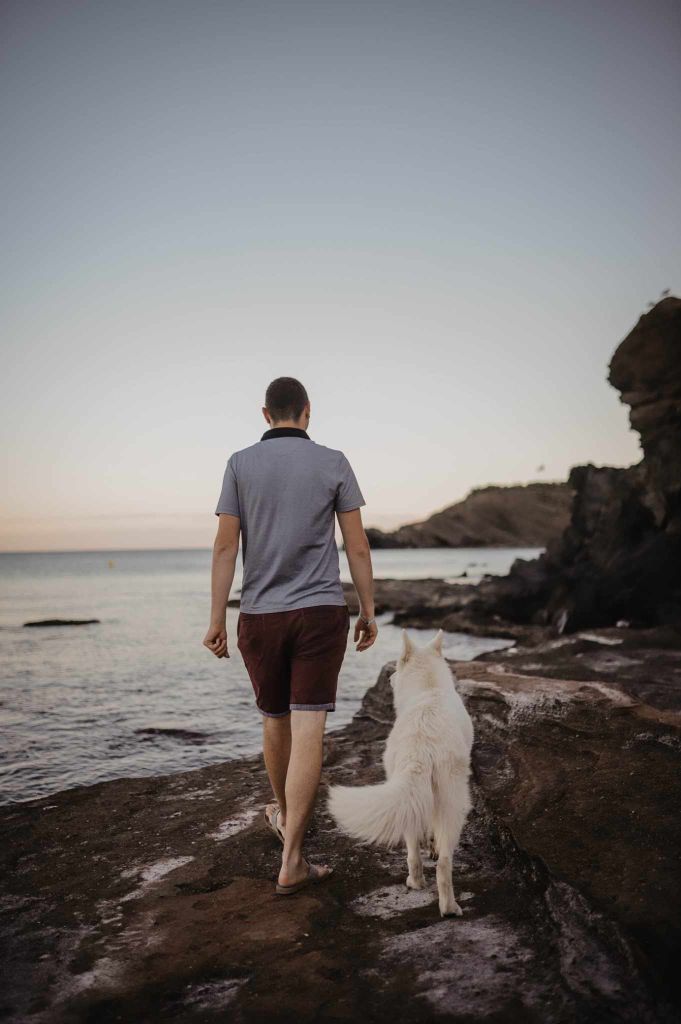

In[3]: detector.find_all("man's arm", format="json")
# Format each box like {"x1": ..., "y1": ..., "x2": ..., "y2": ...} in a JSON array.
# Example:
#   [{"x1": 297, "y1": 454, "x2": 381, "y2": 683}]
[
  {"x1": 204, "y1": 513, "x2": 240, "y2": 659},
  {"x1": 337, "y1": 508, "x2": 377, "y2": 651}
]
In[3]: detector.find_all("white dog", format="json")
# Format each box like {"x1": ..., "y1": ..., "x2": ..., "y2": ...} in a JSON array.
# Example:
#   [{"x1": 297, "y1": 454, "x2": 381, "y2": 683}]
[{"x1": 327, "y1": 629, "x2": 474, "y2": 917}]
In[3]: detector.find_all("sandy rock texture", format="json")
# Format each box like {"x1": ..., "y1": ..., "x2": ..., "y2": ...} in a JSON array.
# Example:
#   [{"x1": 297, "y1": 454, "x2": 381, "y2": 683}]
[{"x1": 2, "y1": 647, "x2": 679, "y2": 1023}]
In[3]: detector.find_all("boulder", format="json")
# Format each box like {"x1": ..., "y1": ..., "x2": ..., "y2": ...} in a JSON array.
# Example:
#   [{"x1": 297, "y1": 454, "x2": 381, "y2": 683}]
[{"x1": 609, "y1": 295, "x2": 681, "y2": 505}]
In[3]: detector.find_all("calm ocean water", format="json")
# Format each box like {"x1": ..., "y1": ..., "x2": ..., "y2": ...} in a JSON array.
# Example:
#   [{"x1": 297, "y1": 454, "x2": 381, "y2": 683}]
[{"x1": 0, "y1": 547, "x2": 540, "y2": 806}]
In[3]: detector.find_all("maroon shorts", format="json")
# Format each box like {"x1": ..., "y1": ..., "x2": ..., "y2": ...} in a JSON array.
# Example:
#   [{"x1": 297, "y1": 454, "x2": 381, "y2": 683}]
[{"x1": 236, "y1": 603, "x2": 351, "y2": 717}]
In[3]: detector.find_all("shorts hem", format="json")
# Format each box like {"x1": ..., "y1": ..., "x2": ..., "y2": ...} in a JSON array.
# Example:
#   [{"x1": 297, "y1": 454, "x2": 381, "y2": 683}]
[
  {"x1": 257, "y1": 706, "x2": 291, "y2": 718},
  {"x1": 290, "y1": 702, "x2": 335, "y2": 712}
]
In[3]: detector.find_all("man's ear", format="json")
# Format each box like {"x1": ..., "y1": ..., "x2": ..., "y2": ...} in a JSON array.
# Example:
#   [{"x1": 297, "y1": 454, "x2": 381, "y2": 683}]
[
  {"x1": 400, "y1": 629, "x2": 415, "y2": 662},
  {"x1": 427, "y1": 629, "x2": 444, "y2": 657}
]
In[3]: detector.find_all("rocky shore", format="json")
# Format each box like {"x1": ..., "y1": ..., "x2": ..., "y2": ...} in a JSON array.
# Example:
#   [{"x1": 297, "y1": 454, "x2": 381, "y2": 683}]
[{"x1": 2, "y1": 634, "x2": 680, "y2": 1024}]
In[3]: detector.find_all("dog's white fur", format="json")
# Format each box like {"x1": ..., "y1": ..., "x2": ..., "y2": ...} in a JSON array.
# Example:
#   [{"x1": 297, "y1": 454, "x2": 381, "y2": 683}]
[{"x1": 327, "y1": 629, "x2": 474, "y2": 916}]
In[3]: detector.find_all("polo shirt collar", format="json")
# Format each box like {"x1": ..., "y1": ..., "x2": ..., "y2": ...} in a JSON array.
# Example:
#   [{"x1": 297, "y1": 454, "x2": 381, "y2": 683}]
[{"x1": 261, "y1": 426, "x2": 310, "y2": 441}]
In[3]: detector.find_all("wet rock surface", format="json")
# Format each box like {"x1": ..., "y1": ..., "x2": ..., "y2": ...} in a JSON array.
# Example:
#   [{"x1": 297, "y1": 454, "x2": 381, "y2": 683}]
[
  {"x1": 2, "y1": 649, "x2": 679, "y2": 1022},
  {"x1": 475, "y1": 624, "x2": 681, "y2": 711}
]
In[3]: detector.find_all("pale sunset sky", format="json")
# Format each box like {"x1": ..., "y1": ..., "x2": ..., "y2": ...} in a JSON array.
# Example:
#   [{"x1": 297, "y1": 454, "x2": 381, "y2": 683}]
[{"x1": 2, "y1": 0, "x2": 680, "y2": 551}]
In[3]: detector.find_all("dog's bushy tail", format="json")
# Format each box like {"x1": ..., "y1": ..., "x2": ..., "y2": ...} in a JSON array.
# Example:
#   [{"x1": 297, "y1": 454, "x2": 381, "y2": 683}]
[{"x1": 327, "y1": 769, "x2": 434, "y2": 848}]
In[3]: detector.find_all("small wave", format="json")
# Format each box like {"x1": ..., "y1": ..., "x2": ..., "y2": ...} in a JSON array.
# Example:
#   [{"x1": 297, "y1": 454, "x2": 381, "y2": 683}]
[{"x1": 134, "y1": 727, "x2": 212, "y2": 743}]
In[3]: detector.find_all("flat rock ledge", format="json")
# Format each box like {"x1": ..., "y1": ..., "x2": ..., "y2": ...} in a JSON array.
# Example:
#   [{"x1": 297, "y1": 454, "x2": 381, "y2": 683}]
[
  {"x1": 22, "y1": 620, "x2": 101, "y2": 628},
  {"x1": 2, "y1": 657, "x2": 680, "y2": 1023}
]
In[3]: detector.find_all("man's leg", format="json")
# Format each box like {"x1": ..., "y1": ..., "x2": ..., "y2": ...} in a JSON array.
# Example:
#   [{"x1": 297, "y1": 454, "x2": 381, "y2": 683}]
[
  {"x1": 262, "y1": 714, "x2": 291, "y2": 827},
  {"x1": 278, "y1": 710, "x2": 332, "y2": 886}
]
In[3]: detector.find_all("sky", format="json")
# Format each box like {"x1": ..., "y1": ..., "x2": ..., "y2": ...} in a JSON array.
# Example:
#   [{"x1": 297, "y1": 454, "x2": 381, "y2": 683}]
[{"x1": 2, "y1": 0, "x2": 680, "y2": 552}]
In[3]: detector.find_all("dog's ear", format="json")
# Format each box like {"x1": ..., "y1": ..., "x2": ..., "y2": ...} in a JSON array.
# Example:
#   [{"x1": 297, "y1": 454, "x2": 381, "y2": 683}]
[
  {"x1": 427, "y1": 629, "x2": 444, "y2": 657},
  {"x1": 400, "y1": 629, "x2": 415, "y2": 662}
]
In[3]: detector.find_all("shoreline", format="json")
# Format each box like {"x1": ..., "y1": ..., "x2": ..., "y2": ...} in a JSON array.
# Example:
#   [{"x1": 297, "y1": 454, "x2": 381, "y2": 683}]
[
  {"x1": 1, "y1": 599, "x2": 511, "y2": 809},
  {"x1": 6, "y1": 573, "x2": 678, "y2": 810}
]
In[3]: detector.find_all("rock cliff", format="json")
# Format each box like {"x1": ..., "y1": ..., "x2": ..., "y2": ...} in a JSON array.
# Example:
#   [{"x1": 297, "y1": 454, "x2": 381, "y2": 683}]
[
  {"x1": 468, "y1": 297, "x2": 681, "y2": 632},
  {"x1": 378, "y1": 297, "x2": 680, "y2": 634}
]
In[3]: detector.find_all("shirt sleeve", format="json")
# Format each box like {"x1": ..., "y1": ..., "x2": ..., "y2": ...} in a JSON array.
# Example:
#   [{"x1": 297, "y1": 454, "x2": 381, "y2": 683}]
[
  {"x1": 334, "y1": 452, "x2": 366, "y2": 513},
  {"x1": 214, "y1": 455, "x2": 241, "y2": 517}
]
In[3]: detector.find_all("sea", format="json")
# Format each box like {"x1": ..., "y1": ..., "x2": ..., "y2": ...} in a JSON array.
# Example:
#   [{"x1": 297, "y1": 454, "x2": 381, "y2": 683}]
[{"x1": 0, "y1": 547, "x2": 541, "y2": 806}]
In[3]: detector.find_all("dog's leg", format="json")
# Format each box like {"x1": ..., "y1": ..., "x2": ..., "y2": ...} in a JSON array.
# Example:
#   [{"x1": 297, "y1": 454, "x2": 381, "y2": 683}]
[
  {"x1": 405, "y1": 831, "x2": 425, "y2": 890},
  {"x1": 435, "y1": 846, "x2": 462, "y2": 917},
  {"x1": 433, "y1": 774, "x2": 470, "y2": 917}
]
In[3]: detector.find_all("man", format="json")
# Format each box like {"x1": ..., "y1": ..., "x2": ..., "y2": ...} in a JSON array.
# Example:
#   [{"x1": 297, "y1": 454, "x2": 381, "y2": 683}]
[{"x1": 203, "y1": 376, "x2": 377, "y2": 894}]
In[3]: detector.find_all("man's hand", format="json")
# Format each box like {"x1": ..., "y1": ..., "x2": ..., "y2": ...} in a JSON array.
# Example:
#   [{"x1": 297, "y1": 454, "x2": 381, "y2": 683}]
[
  {"x1": 354, "y1": 616, "x2": 378, "y2": 652},
  {"x1": 204, "y1": 623, "x2": 229, "y2": 658}
]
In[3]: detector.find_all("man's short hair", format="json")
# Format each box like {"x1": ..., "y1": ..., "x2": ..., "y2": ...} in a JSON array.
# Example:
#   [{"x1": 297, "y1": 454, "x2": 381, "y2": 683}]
[{"x1": 265, "y1": 377, "x2": 309, "y2": 423}]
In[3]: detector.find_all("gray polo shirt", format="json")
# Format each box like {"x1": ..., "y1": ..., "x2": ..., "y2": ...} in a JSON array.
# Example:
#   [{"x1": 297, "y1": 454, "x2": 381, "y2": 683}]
[{"x1": 215, "y1": 427, "x2": 366, "y2": 613}]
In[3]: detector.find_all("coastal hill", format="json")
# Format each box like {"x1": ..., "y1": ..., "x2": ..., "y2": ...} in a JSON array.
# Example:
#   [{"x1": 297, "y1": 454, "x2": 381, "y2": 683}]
[{"x1": 365, "y1": 481, "x2": 571, "y2": 549}]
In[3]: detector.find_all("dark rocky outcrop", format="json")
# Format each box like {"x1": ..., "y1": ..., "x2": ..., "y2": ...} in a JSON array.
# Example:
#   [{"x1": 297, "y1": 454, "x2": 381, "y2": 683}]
[
  {"x1": 23, "y1": 619, "x2": 100, "y2": 628},
  {"x1": 365, "y1": 481, "x2": 571, "y2": 549},
  {"x1": 342, "y1": 577, "x2": 476, "y2": 617},
  {"x1": 383, "y1": 297, "x2": 681, "y2": 636},
  {"x1": 343, "y1": 579, "x2": 549, "y2": 643},
  {"x1": 459, "y1": 297, "x2": 681, "y2": 634},
  {"x1": 2, "y1": 644, "x2": 680, "y2": 1022},
  {"x1": 609, "y1": 296, "x2": 681, "y2": 505}
]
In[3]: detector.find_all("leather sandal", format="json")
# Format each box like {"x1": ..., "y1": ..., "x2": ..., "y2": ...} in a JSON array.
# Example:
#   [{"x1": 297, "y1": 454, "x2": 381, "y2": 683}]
[{"x1": 264, "y1": 804, "x2": 285, "y2": 845}]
